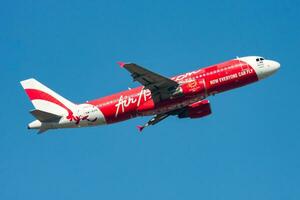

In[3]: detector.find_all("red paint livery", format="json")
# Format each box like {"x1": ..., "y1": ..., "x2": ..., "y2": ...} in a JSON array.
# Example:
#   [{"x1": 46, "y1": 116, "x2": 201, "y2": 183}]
[
  {"x1": 21, "y1": 56, "x2": 280, "y2": 133},
  {"x1": 88, "y1": 59, "x2": 257, "y2": 124}
]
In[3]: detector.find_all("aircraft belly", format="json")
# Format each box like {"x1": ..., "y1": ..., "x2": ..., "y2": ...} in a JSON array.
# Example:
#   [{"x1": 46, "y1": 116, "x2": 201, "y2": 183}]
[{"x1": 138, "y1": 95, "x2": 204, "y2": 116}]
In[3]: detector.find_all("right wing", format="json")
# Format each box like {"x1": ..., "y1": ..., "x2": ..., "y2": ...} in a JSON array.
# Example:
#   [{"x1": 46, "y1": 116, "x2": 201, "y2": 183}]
[{"x1": 119, "y1": 62, "x2": 179, "y2": 103}]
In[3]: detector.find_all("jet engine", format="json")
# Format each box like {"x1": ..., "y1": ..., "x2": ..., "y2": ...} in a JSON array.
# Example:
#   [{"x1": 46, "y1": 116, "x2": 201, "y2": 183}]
[{"x1": 178, "y1": 100, "x2": 212, "y2": 119}]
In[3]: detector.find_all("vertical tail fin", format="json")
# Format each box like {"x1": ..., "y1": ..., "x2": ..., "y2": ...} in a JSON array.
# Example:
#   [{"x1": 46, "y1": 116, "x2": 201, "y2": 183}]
[{"x1": 20, "y1": 78, "x2": 77, "y2": 117}]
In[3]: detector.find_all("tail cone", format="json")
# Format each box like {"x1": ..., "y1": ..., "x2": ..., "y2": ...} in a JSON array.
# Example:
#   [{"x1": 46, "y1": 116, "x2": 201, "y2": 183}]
[{"x1": 28, "y1": 120, "x2": 42, "y2": 129}]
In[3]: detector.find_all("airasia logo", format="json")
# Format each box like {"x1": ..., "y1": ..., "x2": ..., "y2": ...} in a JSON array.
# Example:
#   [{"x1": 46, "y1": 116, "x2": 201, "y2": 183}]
[
  {"x1": 66, "y1": 113, "x2": 97, "y2": 125},
  {"x1": 115, "y1": 88, "x2": 151, "y2": 117}
]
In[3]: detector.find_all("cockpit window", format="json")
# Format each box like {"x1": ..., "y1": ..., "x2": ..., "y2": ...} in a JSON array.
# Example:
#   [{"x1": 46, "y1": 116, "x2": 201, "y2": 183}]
[{"x1": 256, "y1": 57, "x2": 265, "y2": 62}]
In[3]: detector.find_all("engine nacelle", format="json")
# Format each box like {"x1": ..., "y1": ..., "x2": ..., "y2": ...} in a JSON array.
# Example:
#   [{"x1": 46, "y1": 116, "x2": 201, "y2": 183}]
[{"x1": 178, "y1": 100, "x2": 212, "y2": 119}]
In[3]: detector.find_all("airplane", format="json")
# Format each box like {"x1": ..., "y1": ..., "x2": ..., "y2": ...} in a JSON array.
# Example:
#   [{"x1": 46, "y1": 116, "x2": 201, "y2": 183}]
[{"x1": 20, "y1": 56, "x2": 280, "y2": 133}]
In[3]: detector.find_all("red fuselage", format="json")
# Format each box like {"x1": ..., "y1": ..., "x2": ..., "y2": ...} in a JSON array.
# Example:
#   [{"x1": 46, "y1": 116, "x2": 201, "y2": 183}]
[
  {"x1": 22, "y1": 56, "x2": 280, "y2": 132},
  {"x1": 88, "y1": 59, "x2": 258, "y2": 124}
]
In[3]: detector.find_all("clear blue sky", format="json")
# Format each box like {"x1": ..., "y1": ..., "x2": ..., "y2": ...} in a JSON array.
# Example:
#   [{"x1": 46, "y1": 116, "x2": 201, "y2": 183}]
[{"x1": 1, "y1": 0, "x2": 300, "y2": 199}]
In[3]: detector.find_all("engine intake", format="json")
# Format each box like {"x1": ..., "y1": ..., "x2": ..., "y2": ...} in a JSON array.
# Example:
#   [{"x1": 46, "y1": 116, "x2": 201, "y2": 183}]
[{"x1": 178, "y1": 100, "x2": 212, "y2": 119}]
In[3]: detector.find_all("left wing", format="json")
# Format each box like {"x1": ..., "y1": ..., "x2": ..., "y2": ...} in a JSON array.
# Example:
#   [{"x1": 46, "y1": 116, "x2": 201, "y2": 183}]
[
  {"x1": 136, "y1": 108, "x2": 187, "y2": 132},
  {"x1": 137, "y1": 113, "x2": 170, "y2": 132},
  {"x1": 119, "y1": 62, "x2": 179, "y2": 103}
]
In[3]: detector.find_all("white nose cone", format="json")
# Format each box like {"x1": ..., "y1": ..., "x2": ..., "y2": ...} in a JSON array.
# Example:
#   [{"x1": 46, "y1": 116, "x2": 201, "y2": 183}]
[
  {"x1": 267, "y1": 60, "x2": 280, "y2": 73},
  {"x1": 262, "y1": 60, "x2": 280, "y2": 79},
  {"x1": 237, "y1": 56, "x2": 280, "y2": 80}
]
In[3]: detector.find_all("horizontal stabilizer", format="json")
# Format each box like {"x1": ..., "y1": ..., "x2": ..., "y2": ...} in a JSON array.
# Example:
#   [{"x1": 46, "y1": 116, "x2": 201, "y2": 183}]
[
  {"x1": 30, "y1": 109, "x2": 62, "y2": 122},
  {"x1": 37, "y1": 128, "x2": 48, "y2": 134}
]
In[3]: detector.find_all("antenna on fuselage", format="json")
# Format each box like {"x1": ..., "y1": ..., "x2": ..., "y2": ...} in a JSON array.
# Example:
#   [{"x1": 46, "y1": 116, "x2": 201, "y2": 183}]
[{"x1": 236, "y1": 56, "x2": 243, "y2": 67}]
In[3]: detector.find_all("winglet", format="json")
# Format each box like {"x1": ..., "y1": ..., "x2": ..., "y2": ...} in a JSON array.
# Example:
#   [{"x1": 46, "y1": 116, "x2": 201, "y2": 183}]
[
  {"x1": 137, "y1": 125, "x2": 144, "y2": 132},
  {"x1": 117, "y1": 62, "x2": 125, "y2": 68}
]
